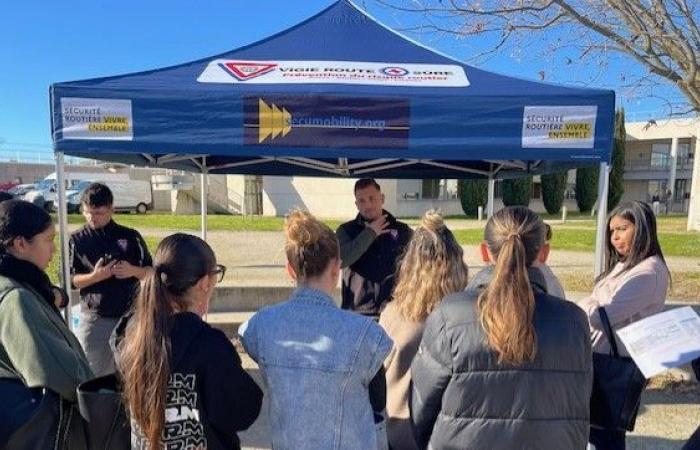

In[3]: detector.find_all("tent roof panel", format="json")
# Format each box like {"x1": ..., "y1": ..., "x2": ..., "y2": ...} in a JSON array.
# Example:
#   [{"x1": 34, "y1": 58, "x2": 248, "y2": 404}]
[{"x1": 50, "y1": 0, "x2": 615, "y2": 175}]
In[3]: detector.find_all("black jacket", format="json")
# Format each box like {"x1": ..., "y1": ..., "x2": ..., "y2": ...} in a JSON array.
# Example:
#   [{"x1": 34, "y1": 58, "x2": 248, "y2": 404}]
[
  {"x1": 337, "y1": 211, "x2": 412, "y2": 317},
  {"x1": 411, "y1": 268, "x2": 592, "y2": 450},
  {"x1": 127, "y1": 313, "x2": 263, "y2": 450}
]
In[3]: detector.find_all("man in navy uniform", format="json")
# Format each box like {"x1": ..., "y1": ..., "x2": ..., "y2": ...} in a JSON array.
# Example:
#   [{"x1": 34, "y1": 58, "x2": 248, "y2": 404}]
[{"x1": 70, "y1": 183, "x2": 152, "y2": 376}]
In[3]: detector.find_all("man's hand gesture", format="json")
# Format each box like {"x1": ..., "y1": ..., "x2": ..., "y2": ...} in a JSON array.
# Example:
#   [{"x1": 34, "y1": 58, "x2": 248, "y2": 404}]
[
  {"x1": 366, "y1": 214, "x2": 391, "y2": 237},
  {"x1": 93, "y1": 257, "x2": 116, "y2": 283},
  {"x1": 112, "y1": 260, "x2": 141, "y2": 279}
]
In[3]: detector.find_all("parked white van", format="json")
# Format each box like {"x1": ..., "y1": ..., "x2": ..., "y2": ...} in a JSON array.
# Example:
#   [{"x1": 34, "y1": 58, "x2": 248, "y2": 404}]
[
  {"x1": 55, "y1": 179, "x2": 153, "y2": 213},
  {"x1": 26, "y1": 171, "x2": 130, "y2": 211}
]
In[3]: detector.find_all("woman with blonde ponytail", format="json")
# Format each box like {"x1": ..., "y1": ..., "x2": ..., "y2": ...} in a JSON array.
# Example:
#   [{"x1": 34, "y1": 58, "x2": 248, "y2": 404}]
[
  {"x1": 117, "y1": 233, "x2": 262, "y2": 450},
  {"x1": 411, "y1": 206, "x2": 592, "y2": 450},
  {"x1": 239, "y1": 210, "x2": 393, "y2": 450},
  {"x1": 379, "y1": 210, "x2": 467, "y2": 450}
]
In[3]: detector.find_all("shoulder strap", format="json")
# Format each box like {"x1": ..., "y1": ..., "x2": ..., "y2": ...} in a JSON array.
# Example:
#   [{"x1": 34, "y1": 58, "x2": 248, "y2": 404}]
[
  {"x1": 597, "y1": 306, "x2": 620, "y2": 357},
  {"x1": 0, "y1": 286, "x2": 15, "y2": 306}
]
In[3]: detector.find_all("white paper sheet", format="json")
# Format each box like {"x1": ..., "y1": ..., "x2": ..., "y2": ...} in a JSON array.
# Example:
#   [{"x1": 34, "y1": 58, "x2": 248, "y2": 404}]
[{"x1": 616, "y1": 306, "x2": 700, "y2": 378}]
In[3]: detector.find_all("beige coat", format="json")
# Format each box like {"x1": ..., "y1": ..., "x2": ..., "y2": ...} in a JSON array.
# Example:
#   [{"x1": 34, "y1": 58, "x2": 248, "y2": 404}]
[
  {"x1": 577, "y1": 255, "x2": 669, "y2": 354},
  {"x1": 378, "y1": 301, "x2": 424, "y2": 450}
]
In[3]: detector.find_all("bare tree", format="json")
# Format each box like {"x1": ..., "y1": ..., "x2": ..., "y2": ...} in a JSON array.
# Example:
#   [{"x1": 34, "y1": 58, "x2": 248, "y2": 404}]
[{"x1": 373, "y1": 0, "x2": 700, "y2": 113}]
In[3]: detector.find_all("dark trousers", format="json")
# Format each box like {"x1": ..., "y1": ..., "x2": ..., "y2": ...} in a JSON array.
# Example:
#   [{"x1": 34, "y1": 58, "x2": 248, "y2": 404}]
[{"x1": 589, "y1": 427, "x2": 626, "y2": 450}]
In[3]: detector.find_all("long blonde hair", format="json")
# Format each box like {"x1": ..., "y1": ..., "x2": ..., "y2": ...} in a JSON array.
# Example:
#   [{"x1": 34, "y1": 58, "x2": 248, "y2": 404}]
[
  {"x1": 392, "y1": 210, "x2": 468, "y2": 322},
  {"x1": 478, "y1": 206, "x2": 544, "y2": 366}
]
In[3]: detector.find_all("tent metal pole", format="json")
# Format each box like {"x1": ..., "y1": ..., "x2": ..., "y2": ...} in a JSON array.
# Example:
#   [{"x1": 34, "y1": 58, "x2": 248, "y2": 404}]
[
  {"x1": 594, "y1": 162, "x2": 610, "y2": 278},
  {"x1": 487, "y1": 176, "x2": 495, "y2": 218},
  {"x1": 55, "y1": 151, "x2": 72, "y2": 327},
  {"x1": 201, "y1": 157, "x2": 208, "y2": 241}
]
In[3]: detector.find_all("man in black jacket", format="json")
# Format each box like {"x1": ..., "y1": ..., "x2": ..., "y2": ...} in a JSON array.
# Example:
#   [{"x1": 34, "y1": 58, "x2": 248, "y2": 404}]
[
  {"x1": 70, "y1": 183, "x2": 152, "y2": 376},
  {"x1": 336, "y1": 179, "x2": 412, "y2": 319}
]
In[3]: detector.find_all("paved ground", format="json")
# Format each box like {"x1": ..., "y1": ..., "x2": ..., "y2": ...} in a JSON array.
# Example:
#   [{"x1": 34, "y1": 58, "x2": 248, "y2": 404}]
[
  {"x1": 135, "y1": 229, "x2": 700, "y2": 291},
  {"x1": 66, "y1": 225, "x2": 700, "y2": 448}
]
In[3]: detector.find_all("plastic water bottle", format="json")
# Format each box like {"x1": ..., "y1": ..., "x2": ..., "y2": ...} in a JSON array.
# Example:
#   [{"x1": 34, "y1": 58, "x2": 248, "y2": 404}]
[{"x1": 71, "y1": 304, "x2": 81, "y2": 330}]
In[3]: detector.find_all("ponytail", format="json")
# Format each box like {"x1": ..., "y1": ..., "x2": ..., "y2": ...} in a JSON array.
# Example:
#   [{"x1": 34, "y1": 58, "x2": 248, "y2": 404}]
[
  {"x1": 477, "y1": 207, "x2": 544, "y2": 366},
  {"x1": 118, "y1": 234, "x2": 215, "y2": 449},
  {"x1": 119, "y1": 272, "x2": 175, "y2": 448}
]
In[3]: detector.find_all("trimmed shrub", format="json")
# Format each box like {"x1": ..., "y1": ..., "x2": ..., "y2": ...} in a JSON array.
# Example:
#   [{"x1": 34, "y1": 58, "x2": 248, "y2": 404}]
[
  {"x1": 457, "y1": 179, "x2": 488, "y2": 216},
  {"x1": 502, "y1": 177, "x2": 532, "y2": 207},
  {"x1": 575, "y1": 165, "x2": 600, "y2": 213},
  {"x1": 541, "y1": 171, "x2": 568, "y2": 214}
]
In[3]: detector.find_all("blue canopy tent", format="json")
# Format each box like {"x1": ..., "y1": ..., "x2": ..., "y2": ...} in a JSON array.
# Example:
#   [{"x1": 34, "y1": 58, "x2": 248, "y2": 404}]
[{"x1": 49, "y1": 0, "x2": 615, "y2": 319}]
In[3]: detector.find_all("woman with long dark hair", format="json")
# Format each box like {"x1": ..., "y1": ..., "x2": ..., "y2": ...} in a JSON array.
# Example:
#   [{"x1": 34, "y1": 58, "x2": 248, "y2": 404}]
[
  {"x1": 579, "y1": 201, "x2": 670, "y2": 449},
  {"x1": 118, "y1": 233, "x2": 262, "y2": 450},
  {"x1": 411, "y1": 206, "x2": 592, "y2": 450},
  {"x1": 239, "y1": 210, "x2": 393, "y2": 450},
  {"x1": 0, "y1": 200, "x2": 92, "y2": 448},
  {"x1": 379, "y1": 210, "x2": 468, "y2": 450}
]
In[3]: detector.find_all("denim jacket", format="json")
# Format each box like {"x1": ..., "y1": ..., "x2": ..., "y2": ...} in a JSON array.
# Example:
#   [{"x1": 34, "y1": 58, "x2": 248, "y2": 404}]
[{"x1": 240, "y1": 287, "x2": 393, "y2": 450}]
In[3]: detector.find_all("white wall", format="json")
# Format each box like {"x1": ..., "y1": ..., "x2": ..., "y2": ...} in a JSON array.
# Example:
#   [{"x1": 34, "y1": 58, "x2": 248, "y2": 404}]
[{"x1": 262, "y1": 176, "x2": 358, "y2": 218}]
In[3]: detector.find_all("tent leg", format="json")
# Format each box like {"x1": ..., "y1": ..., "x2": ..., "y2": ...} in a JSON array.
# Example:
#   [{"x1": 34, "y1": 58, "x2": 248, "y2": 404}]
[
  {"x1": 201, "y1": 158, "x2": 208, "y2": 241},
  {"x1": 594, "y1": 162, "x2": 610, "y2": 278},
  {"x1": 55, "y1": 151, "x2": 72, "y2": 327},
  {"x1": 486, "y1": 177, "x2": 495, "y2": 218}
]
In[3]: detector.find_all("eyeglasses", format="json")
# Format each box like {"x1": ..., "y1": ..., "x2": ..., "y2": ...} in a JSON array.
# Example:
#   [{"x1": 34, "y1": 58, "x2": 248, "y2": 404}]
[{"x1": 211, "y1": 264, "x2": 226, "y2": 283}]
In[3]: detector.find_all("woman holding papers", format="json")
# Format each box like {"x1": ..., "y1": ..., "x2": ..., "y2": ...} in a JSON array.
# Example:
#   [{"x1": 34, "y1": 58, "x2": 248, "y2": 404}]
[{"x1": 578, "y1": 201, "x2": 670, "y2": 450}]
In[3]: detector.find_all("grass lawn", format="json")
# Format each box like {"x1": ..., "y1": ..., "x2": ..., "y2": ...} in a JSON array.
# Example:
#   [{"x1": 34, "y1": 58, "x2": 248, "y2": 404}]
[
  {"x1": 558, "y1": 270, "x2": 700, "y2": 301},
  {"x1": 453, "y1": 227, "x2": 699, "y2": 257},
  {"x1": 63, "y1": 213, "x2": 344, "y2": 233},
  {"x1": 60, "y1": 212, "x2": 699, "y2": 257}
]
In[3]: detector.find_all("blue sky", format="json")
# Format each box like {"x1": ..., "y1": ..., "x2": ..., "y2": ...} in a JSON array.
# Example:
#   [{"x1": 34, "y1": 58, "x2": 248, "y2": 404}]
[{"x1": 0, "y1": 0, "x2": 686, "y2": 158}]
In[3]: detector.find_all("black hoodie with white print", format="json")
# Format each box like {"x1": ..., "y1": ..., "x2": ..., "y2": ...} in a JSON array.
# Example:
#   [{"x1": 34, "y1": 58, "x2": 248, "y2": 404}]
[{"x1": 125, "y1": 312, "x2": 263, "y2": 450}]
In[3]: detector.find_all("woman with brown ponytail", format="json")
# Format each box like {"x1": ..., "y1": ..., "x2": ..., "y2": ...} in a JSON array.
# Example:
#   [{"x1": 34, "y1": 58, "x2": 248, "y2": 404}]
[
  {"x1": 239, "y1": 210, "x2": 393, "y2": 450},
  {"x1": 117, "y1": 233, "x2": 262, "y2": 450},
  {"x1": 411, "y1": 206, "x2": 592, "y2": 450}
]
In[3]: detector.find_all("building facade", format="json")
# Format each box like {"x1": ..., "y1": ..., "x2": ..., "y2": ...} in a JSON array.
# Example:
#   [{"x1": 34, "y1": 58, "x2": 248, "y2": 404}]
[{"x1": 621, "y1": 118, "x2": 697, "y2": 213}]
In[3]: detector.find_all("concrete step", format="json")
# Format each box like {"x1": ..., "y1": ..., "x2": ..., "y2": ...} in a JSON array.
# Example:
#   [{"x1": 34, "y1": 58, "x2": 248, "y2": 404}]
[
  {"x1": 208, "y1": 287, "x2": 340, "y2": 312},
  {"x1": 206, "y1": 311, "x2": 254, "y2": 338}
]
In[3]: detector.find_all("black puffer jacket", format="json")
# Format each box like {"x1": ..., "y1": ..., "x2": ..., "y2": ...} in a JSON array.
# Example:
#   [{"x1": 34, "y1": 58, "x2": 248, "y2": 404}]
[{"x1": 411, "y1": 268, "x2": 592, "y2": 450}]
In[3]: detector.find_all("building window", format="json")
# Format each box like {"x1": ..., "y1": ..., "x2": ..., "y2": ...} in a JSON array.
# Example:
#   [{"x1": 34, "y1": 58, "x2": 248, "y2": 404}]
[
  {"x1": 650, "y1": 143, "x2": 670, "y2": 168},
  {"x1": 675, "y1": 179, "x2": 687, "y2": 202},
  {"x1": 494, "y1": 180, "x2": 503, "y2": 199},
  {"x1": 532, "y1": 182, "x2": 542, "y2": 199},
  {"x1": 648, "y1": 180, "x2": 668, "y2": 201},
  {"x1": 420, "y1": 179, "x2": 458, "y2": 200},
  {"x1": 422, "y1": 179, "x2": 440, "y2": 199},
  {"x1": 564, "y1": 183, "x2": 576, "y2": 200}
]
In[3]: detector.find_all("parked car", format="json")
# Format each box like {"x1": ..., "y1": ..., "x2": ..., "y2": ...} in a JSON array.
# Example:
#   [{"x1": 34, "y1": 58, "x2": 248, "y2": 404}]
[
  {"x1": 56, "y1": 179, "x2": 153, "y2": 214},
  {"x1": 7, "y1": 183, "x2": 36, "y2": 199},
  {"x1": 25, "y1": 172, "x2": 129, "y2": 211}
]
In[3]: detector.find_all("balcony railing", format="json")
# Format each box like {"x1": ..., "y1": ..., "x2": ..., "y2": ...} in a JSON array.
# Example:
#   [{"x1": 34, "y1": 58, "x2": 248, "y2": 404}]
[{"x1": 624, "y1": 158, "x2": 694, "y2": 172}]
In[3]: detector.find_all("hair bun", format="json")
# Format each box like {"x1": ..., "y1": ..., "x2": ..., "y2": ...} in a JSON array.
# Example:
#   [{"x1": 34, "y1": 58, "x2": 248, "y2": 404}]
[
  {"x1": 421, "y1": 209, "x2": 445, "y2": 232},
  {"x1": 285, "y1": 210, "x2": 321, "y2": 247}
]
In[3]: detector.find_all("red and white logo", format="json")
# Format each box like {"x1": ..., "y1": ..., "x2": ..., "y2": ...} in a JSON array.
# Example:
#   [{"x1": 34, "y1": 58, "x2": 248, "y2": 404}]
[
  {"x1": 218, "y1": 61, "x2": 277, "y2": 81},
  {"x1": 380, "y1": 66, "x2": 409, "y2": 77}
]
